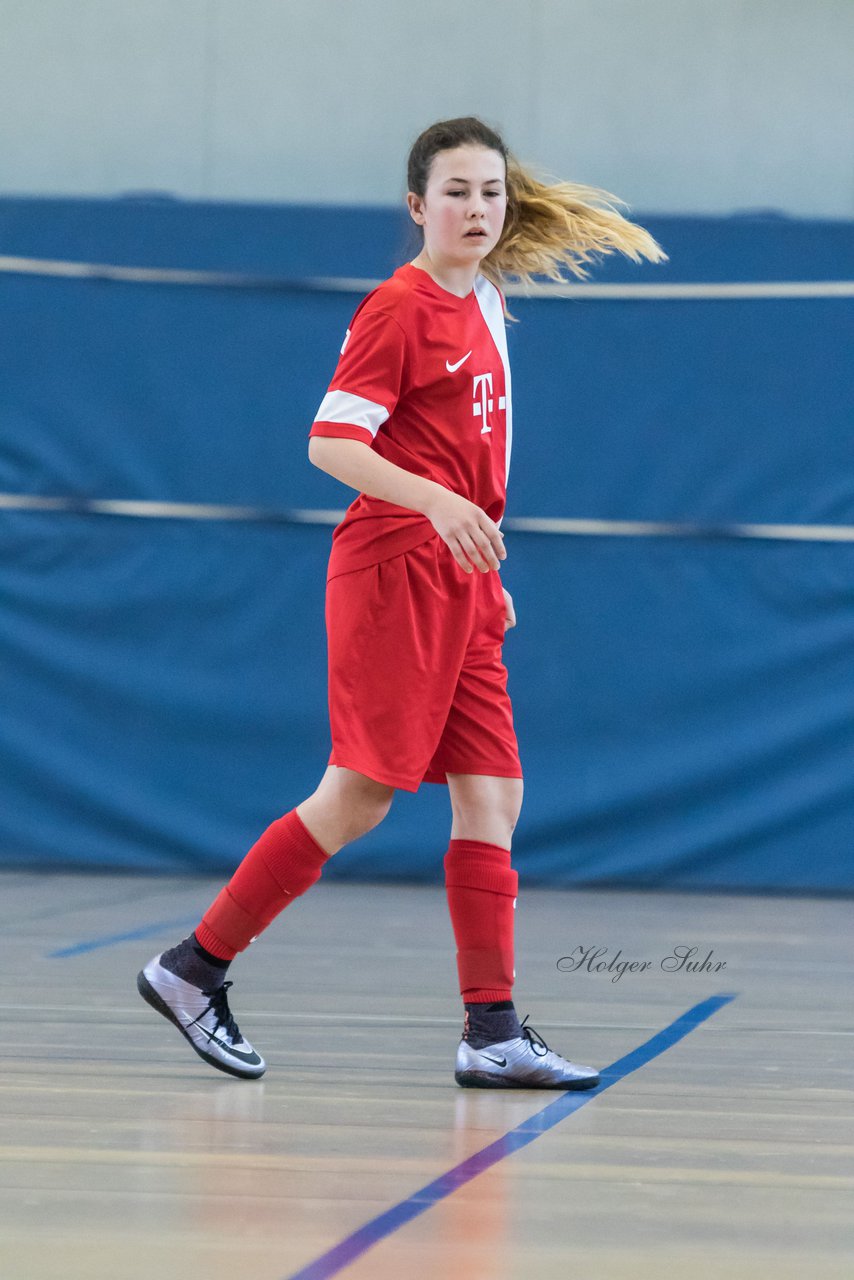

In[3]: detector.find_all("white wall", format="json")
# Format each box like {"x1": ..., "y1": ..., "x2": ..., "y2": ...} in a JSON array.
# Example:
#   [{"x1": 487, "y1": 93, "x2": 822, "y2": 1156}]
[{"x1": 1, "y1": 0, "x2": 852, "y2": 215}]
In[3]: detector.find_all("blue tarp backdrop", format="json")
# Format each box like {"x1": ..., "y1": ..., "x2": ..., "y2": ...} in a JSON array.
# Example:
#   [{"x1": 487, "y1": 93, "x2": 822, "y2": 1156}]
[{"x1": 1, "y1": 197, "x2": 853, "y2": 889}]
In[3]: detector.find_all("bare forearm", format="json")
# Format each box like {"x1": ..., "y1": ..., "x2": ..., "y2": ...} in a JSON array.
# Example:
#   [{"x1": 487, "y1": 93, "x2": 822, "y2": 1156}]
[
  {"x1": 308, "y1": 436, "x2": 445, "y2": 517},
  {"x1": 308, "y1": 435, "x2": 506, "y2": 575}
]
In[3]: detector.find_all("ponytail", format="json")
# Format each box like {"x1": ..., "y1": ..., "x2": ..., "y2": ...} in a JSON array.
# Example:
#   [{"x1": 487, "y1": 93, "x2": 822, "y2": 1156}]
[{"x1": 483, "y1": 156, "x2": 668, "y2": 292}]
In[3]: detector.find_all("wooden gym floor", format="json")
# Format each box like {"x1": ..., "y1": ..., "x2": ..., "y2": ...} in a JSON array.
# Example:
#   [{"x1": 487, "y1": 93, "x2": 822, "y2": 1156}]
[{"x1": 0, "y1": 870, "x2": 851, "y2": 1279}]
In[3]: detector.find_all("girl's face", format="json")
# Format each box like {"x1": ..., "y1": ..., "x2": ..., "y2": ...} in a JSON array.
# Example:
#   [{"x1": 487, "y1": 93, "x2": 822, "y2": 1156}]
[{"x1": 408, "y1": 145, "x2": 507, "y2": 268}]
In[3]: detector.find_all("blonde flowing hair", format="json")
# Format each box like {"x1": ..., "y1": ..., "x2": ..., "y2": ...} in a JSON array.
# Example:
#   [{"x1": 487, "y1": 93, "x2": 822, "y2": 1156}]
[{"x1": 407, "y1": 116, "x2": 668, "y2": 296}]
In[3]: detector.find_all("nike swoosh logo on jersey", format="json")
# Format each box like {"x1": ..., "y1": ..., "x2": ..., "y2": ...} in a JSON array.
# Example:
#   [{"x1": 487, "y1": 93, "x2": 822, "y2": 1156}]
[
  {"x1": 482, "y1": 1053, "x2": 508, "y2": 1067},
  {"x1": 446, "y1": 351, "x2": 472, "y2": 373}
]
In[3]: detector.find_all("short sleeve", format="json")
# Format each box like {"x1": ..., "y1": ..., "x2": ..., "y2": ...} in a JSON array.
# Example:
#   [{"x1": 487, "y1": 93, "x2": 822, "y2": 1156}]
[{"x1": 309, "y1": 307, "x2": 407, "y2": 445}]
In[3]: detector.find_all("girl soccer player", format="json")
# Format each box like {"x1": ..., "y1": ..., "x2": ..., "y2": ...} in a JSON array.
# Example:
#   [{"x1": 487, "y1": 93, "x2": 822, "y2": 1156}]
[{"x1": 138, "y1": 117, "x2": 666, "y2": 1087}]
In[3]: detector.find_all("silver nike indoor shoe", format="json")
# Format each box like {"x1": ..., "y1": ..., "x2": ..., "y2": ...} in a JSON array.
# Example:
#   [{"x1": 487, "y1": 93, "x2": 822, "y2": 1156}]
[
  {"x1": 137, "y1": 955, "x2": 266, "y2": 1080},
  {"x1": 455, "y1": 1017, "x2": 600, "y2": 1090}
]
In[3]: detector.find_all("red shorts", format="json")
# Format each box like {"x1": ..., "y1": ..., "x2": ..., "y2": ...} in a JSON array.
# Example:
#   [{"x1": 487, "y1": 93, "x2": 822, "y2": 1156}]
[{"x1": 325, "y1": 535, "x2": 523, "y2": 792}]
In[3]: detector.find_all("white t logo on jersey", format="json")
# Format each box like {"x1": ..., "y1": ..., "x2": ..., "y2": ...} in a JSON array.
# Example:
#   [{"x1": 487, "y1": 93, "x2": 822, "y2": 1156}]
[{"x1": 472, "y1": 372, "x2": 506, "y2": 435}]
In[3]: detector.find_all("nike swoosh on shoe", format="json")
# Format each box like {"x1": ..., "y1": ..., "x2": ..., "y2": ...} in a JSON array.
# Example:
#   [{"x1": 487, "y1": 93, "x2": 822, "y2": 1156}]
[
  {"x1": 203, "y1": 1033, "x2": 263, "y2": 1065},
  {"x1": 482, "y1": 1054, "x2": 507, "y2": 1066},
  {"x1": 184, "y1": 1013, "x2": 260, "y2": 1064}
]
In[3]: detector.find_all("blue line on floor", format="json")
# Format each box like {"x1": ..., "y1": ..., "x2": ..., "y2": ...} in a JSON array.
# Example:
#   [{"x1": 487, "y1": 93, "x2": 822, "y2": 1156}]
[
  {"x1": 47, "y1": 915, "x2": 199, "y2": 957},
  {"x1": 282, "y1": 992, "x2": 737, "y2": 1280}
]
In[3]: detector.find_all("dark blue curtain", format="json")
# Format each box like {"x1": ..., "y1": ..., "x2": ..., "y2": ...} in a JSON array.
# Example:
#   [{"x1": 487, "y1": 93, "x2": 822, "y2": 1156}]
[{"x1": 1, "y1": 197, "x2": 852, "y2": 889}]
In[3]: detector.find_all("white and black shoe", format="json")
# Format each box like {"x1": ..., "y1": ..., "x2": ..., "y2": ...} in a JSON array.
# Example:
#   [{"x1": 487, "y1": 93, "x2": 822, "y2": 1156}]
[
  {"x1": 455, "y1": 1017, "x2": 599, "y2": 1090},
  {"x1": 137, "y1": 955, "x2": 266, "y2": 1080}
]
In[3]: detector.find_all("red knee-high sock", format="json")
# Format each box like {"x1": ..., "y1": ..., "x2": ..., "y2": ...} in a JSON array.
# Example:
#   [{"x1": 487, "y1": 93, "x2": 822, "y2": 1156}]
[
  {"x1": 196, "y1": 809, "x2": 330, "y2": 960},
  {"x1": 444, "y1": 839, "x2": 518, "y2": 1003}
]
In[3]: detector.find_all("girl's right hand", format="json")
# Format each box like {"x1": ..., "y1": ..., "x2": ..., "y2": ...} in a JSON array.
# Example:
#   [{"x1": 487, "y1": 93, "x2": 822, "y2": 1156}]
[{"x1": 423, "y1": 489, "x2": 507, "y2": 573}]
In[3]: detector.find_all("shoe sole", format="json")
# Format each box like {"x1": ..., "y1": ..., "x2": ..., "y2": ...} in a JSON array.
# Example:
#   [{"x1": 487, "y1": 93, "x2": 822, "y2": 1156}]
[
  {"x1": 136, "y1": 970, "x2": 265, "y2": 1080},
  {"x1": 455, "y1": 1069, "x2": 600, "y2": 1090}
]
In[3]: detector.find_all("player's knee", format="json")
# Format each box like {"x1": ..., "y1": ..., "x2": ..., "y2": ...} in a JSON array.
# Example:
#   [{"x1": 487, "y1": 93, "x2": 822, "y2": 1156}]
[
  {"x1": 337, "y1": 778, "x2": 394, "y2": 842},
  {"x1": 505, "y1": 780, "x2": 524, "y2": 828},
  {"x1": 352, "y1": 790, "x2": 394, "y2": 838},
  {"x1": 450, "y1": 777, "x2": 523, "y2": 846},
  {"x1": 505, "y1": 806, "x2": 521, "y2": 838}
]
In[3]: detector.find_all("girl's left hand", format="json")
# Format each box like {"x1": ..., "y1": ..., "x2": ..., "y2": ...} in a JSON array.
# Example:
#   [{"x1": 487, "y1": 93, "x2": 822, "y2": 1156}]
[{"x1": 503, "y1": 587, "x2": 516, "y2": 631}]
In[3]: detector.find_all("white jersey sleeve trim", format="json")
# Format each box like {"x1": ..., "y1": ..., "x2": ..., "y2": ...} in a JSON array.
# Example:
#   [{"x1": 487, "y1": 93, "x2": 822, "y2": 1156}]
[
  {"x1": 473, "y1": 276, "x2": 513, "y2": 510},
  {"x1": 313, "y1": 390, "x2": 389, "y2": 439}
]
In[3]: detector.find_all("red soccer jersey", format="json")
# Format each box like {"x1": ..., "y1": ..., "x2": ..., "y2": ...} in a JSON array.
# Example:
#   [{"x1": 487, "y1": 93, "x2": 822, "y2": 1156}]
[{"x1": 309, "y1": 262, "x2": 513, "y2": 579}]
